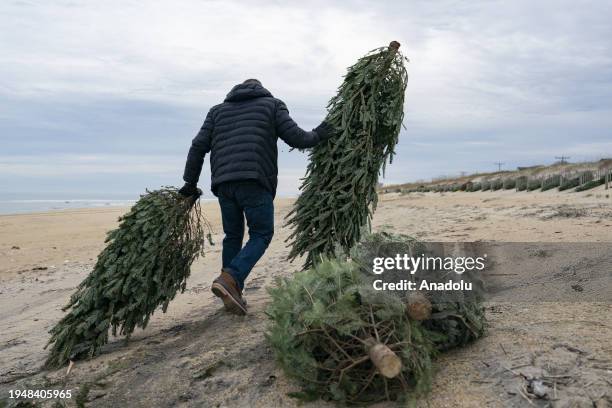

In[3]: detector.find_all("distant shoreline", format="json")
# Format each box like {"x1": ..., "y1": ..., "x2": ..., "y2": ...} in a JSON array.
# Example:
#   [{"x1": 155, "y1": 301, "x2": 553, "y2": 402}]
[
  {"x1": 0, "y1": 198, "x2": 217, "y2": 216},
  {"x1": 0, "y1": 206, "x2": 132, "y2": 217}
]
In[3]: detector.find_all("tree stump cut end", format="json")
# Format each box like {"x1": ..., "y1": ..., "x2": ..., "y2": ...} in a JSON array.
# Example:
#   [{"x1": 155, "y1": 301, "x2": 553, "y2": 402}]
[
  {"x1": 406, "y1": 291, "x2": 432, "y2": 321},
  {"x1": 368, "y1": 343, "x2": 402, "y2": 378}
]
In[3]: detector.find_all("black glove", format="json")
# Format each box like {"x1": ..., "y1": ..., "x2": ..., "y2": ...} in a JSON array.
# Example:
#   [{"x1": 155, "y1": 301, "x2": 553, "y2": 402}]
[
  {"x1": 178, "y1": 182, "x2": 200, "y2": 198},
  {"x1": 314, "y1": 121, "x2": 334, "y2": 142}
]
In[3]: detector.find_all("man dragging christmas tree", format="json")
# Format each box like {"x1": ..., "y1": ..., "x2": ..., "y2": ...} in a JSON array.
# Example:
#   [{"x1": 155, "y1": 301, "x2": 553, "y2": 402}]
[{"x1": 178, "y1": 79, "x2": 332, "y2": 315}]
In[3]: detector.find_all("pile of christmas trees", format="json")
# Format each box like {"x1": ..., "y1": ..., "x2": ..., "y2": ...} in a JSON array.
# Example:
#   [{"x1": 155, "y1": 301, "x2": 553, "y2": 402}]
[
  {"x1": 270, "y1": 42, "x2": 485, "y2": 404},
  {"x1": 267, "y1": 233, "x2": 485, "y2": 404},
  {"x1": 45, "y1": 187, "x2": 211, "y2": 368}
]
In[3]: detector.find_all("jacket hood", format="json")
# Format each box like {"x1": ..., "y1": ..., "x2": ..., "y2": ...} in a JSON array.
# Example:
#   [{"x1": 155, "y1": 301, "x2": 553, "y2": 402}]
[{"x1": 225, "y1": 82, "x2": 273, "y2": 102}]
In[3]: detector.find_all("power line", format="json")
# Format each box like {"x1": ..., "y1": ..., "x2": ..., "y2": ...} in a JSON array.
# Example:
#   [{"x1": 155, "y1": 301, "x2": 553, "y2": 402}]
[
  {"x1": 555, "y1": 156, "x2": 570, "y2": 164},
  {"x1": 493, "y1": 162, "x2": 505, "y2": 171}
]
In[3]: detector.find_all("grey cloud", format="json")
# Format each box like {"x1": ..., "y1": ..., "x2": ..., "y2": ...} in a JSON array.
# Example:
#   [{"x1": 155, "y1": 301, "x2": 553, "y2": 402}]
[{"x1": 1, "y1": 0, "x2": 611, "y2": 194}]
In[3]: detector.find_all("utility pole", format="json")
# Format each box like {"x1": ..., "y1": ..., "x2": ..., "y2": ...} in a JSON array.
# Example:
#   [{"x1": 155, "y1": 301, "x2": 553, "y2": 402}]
[
  {"x1": 494, "y1": 162, "x2": 505, "y2": 171},
  {"x1": 555, "y1": 156, "x2": 570, "y2": 164}
]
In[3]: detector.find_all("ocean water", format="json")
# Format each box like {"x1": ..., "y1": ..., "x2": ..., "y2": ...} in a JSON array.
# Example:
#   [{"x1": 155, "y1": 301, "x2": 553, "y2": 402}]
[
  {"x1": 0, "y1": 192, "x2": 219, "y2": 215},
  {"x1": 0, "y1": 195, "x2": 138, "y2": 215}
]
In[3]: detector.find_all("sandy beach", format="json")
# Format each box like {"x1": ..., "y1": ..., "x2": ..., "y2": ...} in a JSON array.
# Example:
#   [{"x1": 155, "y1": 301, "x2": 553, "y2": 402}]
[{"x1": 1, "y1": 187, "x2": 611, "y2": 407}]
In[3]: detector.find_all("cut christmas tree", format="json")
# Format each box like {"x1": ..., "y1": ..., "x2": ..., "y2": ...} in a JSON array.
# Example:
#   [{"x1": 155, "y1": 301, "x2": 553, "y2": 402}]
[
  {"x1": 286, "y1": 41, "x2": 408, "y2": 269},
  {"x1": 45, "y1": 187, "x2": 212, "y2": 368},
  {"x1": 266, "y1": 259, "x2": 436, "y2": 404},
  {"x1": 352, "y1": 232, "x2": 486, "y2": 352}
]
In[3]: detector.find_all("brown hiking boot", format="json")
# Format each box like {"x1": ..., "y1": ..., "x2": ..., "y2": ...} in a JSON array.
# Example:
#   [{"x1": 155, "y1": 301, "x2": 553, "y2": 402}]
[{"x1": 211, "y1": 270, "x2": 247, "y2": 316}]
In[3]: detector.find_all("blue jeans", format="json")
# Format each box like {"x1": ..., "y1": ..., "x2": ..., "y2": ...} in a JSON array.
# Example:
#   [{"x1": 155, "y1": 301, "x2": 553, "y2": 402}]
[{"x1": 217, "y1": 181, "x2": 274, "y2": 290}]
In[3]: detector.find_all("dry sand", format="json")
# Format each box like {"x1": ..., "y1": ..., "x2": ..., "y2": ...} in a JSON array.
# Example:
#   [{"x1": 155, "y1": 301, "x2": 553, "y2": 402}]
[{"x1": 1, "y1": 187, "x2": 611, "y2": 407}]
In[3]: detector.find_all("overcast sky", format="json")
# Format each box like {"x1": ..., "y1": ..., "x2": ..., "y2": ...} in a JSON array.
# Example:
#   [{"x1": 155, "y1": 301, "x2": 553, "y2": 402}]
[{"x1": 2, "y1": 0, "x2": 612, "y2": 197}]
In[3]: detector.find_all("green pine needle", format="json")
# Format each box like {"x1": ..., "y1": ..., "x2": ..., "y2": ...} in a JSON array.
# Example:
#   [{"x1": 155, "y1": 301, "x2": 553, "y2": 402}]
[
  {"x1": 44, "y1": 187, "x2": 211, "y2": 368},
  {"x1": 285, "y1": 44, "x2": 409, "y2": 269}
]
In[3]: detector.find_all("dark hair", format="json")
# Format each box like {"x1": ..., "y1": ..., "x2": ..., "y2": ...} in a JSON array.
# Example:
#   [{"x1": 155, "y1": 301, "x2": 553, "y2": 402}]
[{"x1": 243, "y1": 78, "x2": 262, "y2": 86}]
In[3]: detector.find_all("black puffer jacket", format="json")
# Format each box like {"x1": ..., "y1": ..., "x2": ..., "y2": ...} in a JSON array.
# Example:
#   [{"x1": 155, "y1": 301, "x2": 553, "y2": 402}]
[{"x1": 183, "y1": 82, "x2": 329, "y2": 197}]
